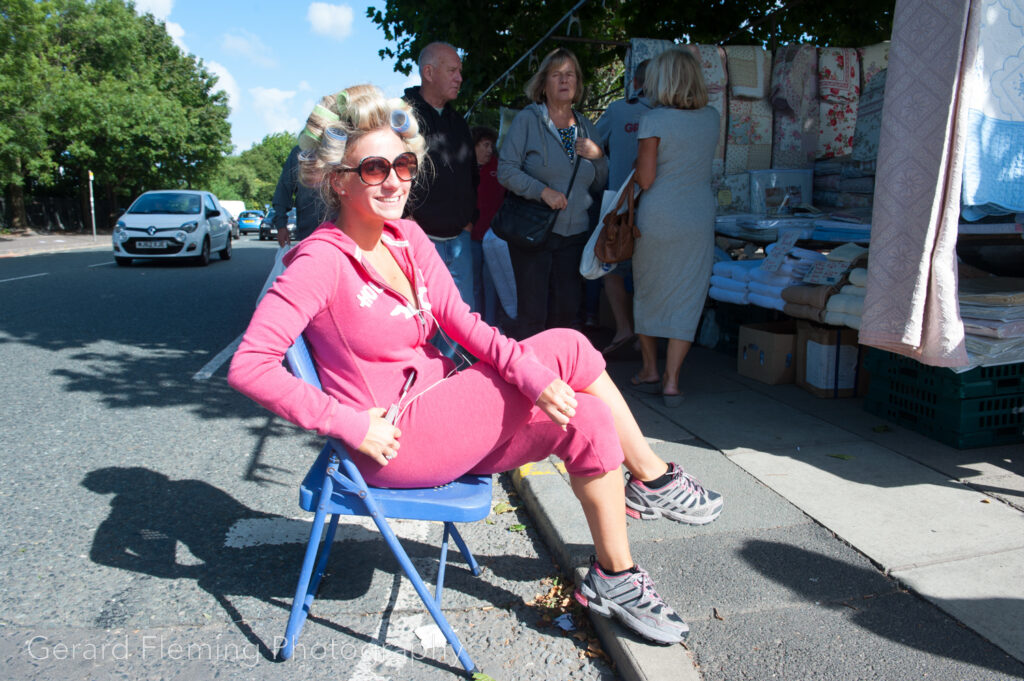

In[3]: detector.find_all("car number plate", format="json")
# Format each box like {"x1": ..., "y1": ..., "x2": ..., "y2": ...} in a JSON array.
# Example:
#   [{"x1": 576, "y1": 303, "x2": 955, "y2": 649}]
[{"x1": 137, "y1": 240, "x2": 169, "y2": 249}]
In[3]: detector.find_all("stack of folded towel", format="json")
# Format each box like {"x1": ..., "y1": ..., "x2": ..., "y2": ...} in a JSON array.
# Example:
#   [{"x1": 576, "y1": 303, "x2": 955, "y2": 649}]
[
  {"x1": 709, "y1": 259, "x2": 762, "y2": 304},
  {"x1": 781, "y1": 284, "x2": 834, "y2": 322},
  {"x1": 745, "y1": 244, "x2": 825, "y2": 310},
  {"x1": 823, "y1": 266, "x2": 867, "y2": 329}
]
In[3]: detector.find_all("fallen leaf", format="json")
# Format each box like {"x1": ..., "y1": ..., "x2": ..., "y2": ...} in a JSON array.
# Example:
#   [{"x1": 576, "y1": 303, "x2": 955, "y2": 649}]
[
  {"x1": 509, "y1": 523, "x2": 526, "y2": 532},
  {"x1": 980, "y1": 499, "x2": 991, "y2": 504},
  {"x1": 827, "y1": 454, "x2": 854, "y2": 461},
  {"x1": 493, "y1": 501, "x2": 517, "y2": 514},
  {"x1": 872, "y1": 424, "x2": 893, "y2": 433},
  {"x1": 713, "y1": 607, "x2": 724, "y2": 621}
]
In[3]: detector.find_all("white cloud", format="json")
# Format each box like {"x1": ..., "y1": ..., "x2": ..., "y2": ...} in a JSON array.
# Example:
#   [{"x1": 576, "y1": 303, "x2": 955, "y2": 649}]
[
  {"x1": 307, "y1": 2, "x2": 354, "y2": 40},
  {"x1": 223, "y1": 30, "x2": 277, "y2": 69},
  {"x1": 207, "y1": 61, "x2": 240, "y2": 112},
  {"x1": 165, "y1": 21, "x2": 188, "y2": 53},
  {"x1": 250, "y1": 86, "x2": 303, "y2": 136},
  {"x1": 134, "y1": 0, "x2": 173, "y2": 21}
]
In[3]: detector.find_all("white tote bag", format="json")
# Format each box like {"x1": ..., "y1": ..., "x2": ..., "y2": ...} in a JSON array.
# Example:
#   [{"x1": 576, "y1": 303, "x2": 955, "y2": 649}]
[
  {"x1": 580, "y1": 170, "x2": 635, "y2": 280},
  {"x1": 481, "y1": 230, "x2": 517, "y2": 319}
]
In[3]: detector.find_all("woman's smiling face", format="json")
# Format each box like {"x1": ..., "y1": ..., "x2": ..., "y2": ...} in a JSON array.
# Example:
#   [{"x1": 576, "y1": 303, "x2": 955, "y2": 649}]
[{"x1": 332, "y1": 128, "x2": 412, "y2": 228}]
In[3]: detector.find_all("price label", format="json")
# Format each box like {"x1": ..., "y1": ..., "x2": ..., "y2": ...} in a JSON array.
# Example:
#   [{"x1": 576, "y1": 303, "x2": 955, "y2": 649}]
[
  {"x1": 803, "y1": 260, "x2": 851, "y2": 285},
  {"x1": 760, "y1": 230, "x2": 801, "y2": 272}
]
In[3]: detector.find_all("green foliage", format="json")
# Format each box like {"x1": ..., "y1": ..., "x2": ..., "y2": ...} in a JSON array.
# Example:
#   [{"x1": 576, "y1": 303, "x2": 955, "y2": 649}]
[
  {"x1": 210, "y1": 132, "x2": 295, "y2": 209},
  {"x1": 0, "y1": 0, "x2": 59, "y2": 187},
  {"x1": 1, "y1": 0, "x2": 232, "y2": 223},
  {"x1": 367, "y1": 0, "x2": 895, "y2": 119}
]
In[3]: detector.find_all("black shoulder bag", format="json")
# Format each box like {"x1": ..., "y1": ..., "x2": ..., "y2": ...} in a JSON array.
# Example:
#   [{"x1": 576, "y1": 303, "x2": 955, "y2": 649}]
[{"x1": 492, "y1": 141, "x2": 581, "y2": 252}]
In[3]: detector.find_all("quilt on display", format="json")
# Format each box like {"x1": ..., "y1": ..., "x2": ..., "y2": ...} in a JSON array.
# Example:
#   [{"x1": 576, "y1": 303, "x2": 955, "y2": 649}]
[
  {"x1": 817, "y1": 47, "x2": 861, "y2": 160},
  {"x1": 725, "y1": 46, "x2": 773, "y2": 174},
  {"x1": 961, "y1": 0, "x2": 1024, "y2": 220},
  {"x1": 770, "y1": 44, "x2": 819, "y2": 168}
]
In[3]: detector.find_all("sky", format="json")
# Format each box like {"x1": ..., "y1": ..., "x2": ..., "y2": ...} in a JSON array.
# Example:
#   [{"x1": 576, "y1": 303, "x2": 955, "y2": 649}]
[{"x1": 133, "y1": 0, "x2": 419, "y2": 154}]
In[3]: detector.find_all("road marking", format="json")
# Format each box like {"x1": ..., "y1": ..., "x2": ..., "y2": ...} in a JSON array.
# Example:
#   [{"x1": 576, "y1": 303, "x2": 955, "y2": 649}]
[
  {"x1": 192, "y1": 333, "x2": 243, "y2": 381},
  {"x1": 88, "y1": 261, "x2": 115, "y2": 268},
  {"x1": 224, "y1": 516, "x2": 434, "y2": 548},
  {"x1": 0, "y1": 272, "x2": 48, "y2": 284},
  {"x1": 224, "y1": 516, "x2": 436, "y2": 678}
]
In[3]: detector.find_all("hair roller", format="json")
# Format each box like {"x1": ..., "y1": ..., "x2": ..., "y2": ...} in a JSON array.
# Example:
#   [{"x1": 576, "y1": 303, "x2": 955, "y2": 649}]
[
  {"x1": 298, "y1": 128, "x2": 321, "y2": 151},
  {"x1": 390, "y1": 109, "x2": 411, "y2": 134},
  {"x1": 312, "y1": 104, "x2": 340, "y2": 122}
]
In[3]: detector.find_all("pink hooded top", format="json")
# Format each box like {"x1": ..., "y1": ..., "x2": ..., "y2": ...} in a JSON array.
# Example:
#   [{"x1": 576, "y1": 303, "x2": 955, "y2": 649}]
[{"x1": 227, "y1": 219, "x2": 559, "y2": 451}]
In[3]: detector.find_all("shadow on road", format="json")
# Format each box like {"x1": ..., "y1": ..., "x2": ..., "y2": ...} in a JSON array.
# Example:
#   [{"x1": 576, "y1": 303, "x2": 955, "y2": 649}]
[
  {"x1": 82, "y1": 466, "x2": 552, "y2": 670},
  {"x1": 739, "y1": 539, "x2": 1024, "y2": 676}
]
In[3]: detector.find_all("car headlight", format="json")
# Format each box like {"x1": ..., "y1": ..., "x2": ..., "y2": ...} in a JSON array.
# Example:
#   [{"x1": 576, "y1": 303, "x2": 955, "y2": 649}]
[
  {"x1": 180, "y1": 220, "x2": 199, "y2": 233},
  {"x1": 113, "y1": 226, "x2": 129, "y2": 243}
]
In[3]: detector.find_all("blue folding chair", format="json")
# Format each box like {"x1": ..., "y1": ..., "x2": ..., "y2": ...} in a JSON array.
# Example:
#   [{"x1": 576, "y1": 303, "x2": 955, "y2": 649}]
[{"x1": 279, "y1": 335, "x2": 493, "y2": 676}]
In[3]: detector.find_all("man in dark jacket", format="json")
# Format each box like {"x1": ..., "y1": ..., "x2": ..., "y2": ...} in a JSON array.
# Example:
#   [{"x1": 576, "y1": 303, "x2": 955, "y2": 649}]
[
  {"x1": 271, "y1": 145, "x2": 329, "y2": 246},
  {"x1": 404, "y1": 42, "x2": 478, "y2": 307}
]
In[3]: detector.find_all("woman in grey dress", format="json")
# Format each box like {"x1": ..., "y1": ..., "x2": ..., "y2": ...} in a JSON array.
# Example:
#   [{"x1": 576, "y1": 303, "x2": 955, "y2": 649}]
[{"x1": 631, "y1": 48, "x2": 719, "y2": 406}]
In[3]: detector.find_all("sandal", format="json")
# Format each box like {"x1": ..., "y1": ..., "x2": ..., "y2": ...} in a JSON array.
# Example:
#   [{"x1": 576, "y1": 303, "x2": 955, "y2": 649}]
[
  {"x1": 662, "y1": 393, "x2": 684, "y2": 408},
  {"x1": 602, "y1": 334, "x2": 637, "y2": 356},
  {"x1": 631, "y1": 374, "x2": 662, "y2": 394}
]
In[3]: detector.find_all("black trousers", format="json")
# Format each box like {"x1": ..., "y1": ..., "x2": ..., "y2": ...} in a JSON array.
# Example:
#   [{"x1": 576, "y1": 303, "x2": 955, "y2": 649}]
[{"x1": 502, "y1": 232, "x2": 587, "y2": 341}]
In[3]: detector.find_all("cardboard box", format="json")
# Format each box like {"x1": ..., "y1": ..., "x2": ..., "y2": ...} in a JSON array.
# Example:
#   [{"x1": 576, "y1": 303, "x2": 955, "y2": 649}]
[
  {"x1": 737, "y1": 321, "x2": 797, "y2": 384},
  {"x1": 795, "y1": 321, "x2": 866, "y2": 398}
]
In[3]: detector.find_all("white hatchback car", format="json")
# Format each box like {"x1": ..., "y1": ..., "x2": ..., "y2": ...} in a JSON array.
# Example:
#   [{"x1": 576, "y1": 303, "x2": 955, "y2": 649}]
[{"x1": 112, "y1": 190, "x2": 232, "y2": 266}]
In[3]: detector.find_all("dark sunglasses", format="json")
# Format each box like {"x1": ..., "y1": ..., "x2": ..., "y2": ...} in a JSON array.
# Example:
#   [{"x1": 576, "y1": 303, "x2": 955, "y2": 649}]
[{"x1": 341, "y1": 152, "x2": 419, "y2": 185}]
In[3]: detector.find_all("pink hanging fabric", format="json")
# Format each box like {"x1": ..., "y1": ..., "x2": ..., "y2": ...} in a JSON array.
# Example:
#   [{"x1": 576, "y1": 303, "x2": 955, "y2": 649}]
[{"x1": 860, "y1": 0, "x2": 979, "y2": 367}]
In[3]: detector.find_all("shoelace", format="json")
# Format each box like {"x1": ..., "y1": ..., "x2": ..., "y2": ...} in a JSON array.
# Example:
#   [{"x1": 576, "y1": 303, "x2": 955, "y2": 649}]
[
  {"x1": 674, "y1": 467, "x2": 707, "y2": 496},
  {"x1": 631, "y1": 567, "x2": 667, "y2": 606}
]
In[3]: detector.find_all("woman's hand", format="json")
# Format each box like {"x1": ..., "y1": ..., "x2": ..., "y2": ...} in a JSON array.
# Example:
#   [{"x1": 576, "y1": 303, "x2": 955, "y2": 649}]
[
  {"x1": 576, "y1": 137, "x2": 604, "y2": 160},
  {"x1": 536, "y1": 379, "x2": 578, "y2": 430},
  {"x1": 540, "y1": 187, "x2": 568, "y2": 210},
  {"x1": 357, "y1": 407, "x2": 402, "y2": 466}
]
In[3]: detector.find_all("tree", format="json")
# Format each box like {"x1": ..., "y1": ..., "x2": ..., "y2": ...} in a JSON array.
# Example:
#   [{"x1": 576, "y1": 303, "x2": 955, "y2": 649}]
[
  {"x1": 209, "y1": 132, "x2": 295, "y2": 210},
  {"x1": 0, "y1": 0, "x2": 58, "y2": 229},
  {"x1": 367, "y1": 0, "x2": 895, "y2": 118},
  {"x1": 0, "y1": 0, "x2": 232, "y2": 230},
  {"x1": 47, "y1": 0, "x2": 231, "y2": 213}
]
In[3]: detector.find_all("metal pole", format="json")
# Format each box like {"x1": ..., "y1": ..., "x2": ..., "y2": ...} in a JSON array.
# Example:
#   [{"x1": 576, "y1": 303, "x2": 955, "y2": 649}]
[
  {"x1": 465, "y1": 0, "x2": 590, "y2": 118},
  {"x1": 88, "y1": 170, "x2": 97, "y2": 241}
]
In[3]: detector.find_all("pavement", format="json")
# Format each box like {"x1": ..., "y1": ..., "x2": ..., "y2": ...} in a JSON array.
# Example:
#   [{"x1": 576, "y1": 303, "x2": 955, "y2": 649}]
[
  {"x1": 513, "y1": 345, "x2": 1024, "y2": 680},
  {"x1": 6, "y1": 229, "x2": 1024, "y2": 679},
  {"x1": 0, "y1": 229, "x2": 110, "y2": 259}
]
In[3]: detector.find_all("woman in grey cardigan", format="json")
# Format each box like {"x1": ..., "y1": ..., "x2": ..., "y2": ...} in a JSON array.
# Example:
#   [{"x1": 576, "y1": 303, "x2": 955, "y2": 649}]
[{"x1": 497, "y1": 48, "x2": 607, "y2": 340}]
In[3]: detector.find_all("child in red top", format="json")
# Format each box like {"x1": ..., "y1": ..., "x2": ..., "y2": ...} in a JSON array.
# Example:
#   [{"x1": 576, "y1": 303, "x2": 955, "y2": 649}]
[{"x1": 470, "y1": 126, "x2": 505, "y2": 324}]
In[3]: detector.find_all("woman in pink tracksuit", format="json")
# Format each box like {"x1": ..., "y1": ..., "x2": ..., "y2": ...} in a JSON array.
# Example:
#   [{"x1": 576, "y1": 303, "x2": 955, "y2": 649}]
[{"x1": 228, "y1": 84, "x2": 722, "y2": 645}]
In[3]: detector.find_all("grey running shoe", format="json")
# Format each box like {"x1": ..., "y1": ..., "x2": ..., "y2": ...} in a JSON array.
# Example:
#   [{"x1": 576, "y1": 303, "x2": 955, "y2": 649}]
[
  {"x1": 625, "y1": 463, "x2": 723, "y2": 524},
  {"x1": 573, "y1": 557, "x2": 689, "y2": 644}
]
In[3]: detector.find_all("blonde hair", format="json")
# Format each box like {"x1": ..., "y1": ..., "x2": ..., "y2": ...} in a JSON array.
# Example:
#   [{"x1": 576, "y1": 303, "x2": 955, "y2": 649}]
[
  {"x1": 297, "y1": 84, "x2": 428, "y2": 213},
  {"x1": 644, "y1": 48, "x2": 708, "y2": 110},
  {"x1": 524, "y1": 48, "x2": 584, "y2": 104}
]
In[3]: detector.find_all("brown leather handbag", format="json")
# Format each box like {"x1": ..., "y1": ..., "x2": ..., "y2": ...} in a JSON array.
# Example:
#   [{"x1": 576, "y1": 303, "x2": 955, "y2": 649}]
[{"x1": 594, "y1": 177, "x2": 641, "y2": 264}]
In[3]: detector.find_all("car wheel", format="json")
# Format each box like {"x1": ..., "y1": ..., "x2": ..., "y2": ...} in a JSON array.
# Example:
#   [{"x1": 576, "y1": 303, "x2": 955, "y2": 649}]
[
  {"x1": 115, "y1": 256, "x2": 132, "y2": 267},
  {"x1": 220, "y1": 234, "x2": 232, "y2": 260},
  {"x1": 195, "y1": 237, "x2": 211, "y2": 266}
]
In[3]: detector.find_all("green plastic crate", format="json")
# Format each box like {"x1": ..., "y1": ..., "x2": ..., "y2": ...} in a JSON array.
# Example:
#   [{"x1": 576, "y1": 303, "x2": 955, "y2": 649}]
[
  {"x1": 862, "y1": 348, "x2": 1024, "y2": 399},
  {"x1": 864, "y1": 377, "x2": 1024, "y2": 448}
]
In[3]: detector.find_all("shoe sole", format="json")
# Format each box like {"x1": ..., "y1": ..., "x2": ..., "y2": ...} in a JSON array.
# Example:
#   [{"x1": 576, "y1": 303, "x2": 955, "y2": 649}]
[
  {"x1": 574, "y1": 588, "x2": 688, "y2": 644},
  {"x1": 625, "y1": 499, "x2": 723, "y2": 525},
  {"x1": 631, "y1": 381, "x2": 662, "y2": 395}
]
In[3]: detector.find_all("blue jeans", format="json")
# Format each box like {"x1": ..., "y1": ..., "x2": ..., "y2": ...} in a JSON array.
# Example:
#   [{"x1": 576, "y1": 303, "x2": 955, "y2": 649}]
[
  {"x1": 430, "y1": 231, "x2": 474, "y2": 364},
  {"x1": 430, "y1": 231, "x2": 474, "y2": 307},
  {"x1": 470, "y1": 239, "x2": 499, "y2": 325}
]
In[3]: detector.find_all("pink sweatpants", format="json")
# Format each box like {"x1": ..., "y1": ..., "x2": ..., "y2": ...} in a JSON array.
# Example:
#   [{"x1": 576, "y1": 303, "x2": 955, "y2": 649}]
[{"x1": 359, "y1": 329, "x2": 625, "y2": 488}]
